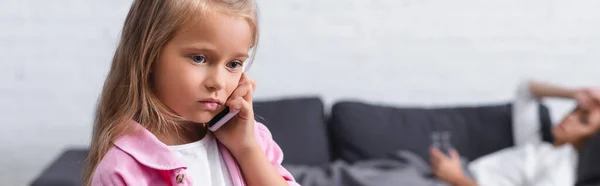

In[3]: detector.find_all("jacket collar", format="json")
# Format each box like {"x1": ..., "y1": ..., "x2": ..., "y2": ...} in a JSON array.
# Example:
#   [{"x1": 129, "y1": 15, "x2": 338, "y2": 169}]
[{"x1": 113, "y1": 120, "x2": 186, "y2": 170}]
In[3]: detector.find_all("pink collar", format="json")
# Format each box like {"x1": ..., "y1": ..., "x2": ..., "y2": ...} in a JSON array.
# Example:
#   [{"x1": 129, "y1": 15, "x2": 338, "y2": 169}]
[{"x1": 113, "y1": 120, "x2": 187, "y2": 170}]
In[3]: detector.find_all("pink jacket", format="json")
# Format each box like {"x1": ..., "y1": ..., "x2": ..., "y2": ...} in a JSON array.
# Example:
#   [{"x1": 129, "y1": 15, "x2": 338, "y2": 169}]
[{"x1": 92, "y1": 120, "x2": 299, "y2": 186}]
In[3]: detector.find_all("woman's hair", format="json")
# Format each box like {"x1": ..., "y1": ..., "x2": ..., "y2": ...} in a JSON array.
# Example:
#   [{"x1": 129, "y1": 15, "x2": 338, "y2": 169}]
[{"x1": 82, "y1": 0, "x2": 258, "y2": 185}]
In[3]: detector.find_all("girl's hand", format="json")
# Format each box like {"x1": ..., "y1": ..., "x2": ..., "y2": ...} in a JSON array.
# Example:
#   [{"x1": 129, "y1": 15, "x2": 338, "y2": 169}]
[{"x1": 213, "y1": 73, "x2": 259, "y2": 156}]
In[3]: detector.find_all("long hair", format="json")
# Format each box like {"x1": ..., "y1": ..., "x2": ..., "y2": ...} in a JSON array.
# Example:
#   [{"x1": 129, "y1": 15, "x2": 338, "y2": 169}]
[{"x1": 82, "y1": 0, "x2": 258, "y2": 185}]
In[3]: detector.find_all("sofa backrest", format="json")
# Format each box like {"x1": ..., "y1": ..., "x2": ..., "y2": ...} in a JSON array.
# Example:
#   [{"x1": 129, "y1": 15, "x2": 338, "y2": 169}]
[
  {"x1": 253, "y1": 97, "x2": 331, "y2": 166},
  {"x1": 329, "y1": 101, "x2": 553, "y2": 163}
]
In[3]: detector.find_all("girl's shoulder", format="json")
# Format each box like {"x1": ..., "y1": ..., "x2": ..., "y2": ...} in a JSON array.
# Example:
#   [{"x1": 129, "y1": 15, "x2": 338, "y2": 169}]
[
  {"x1": 252, "y1": 121, "x2": 283, "y2": 159},
  {"x1": 254, "y1": 121, "x2": 277, "y2": 147},
  {"x1": 94, "y1": 145, "x2": 137, "y2": 172},
  {"x1": 92, "y1": 145, "x2": 153, "y2": 185},
  {"x1": 252, "y1": 121, "x2": 299, "y2": 184},
  {"x1": 255, "y1": 121, "x2": 272, "y2": 137},
  {"x1": 92, "y1": 122, "x2": 186, "y2": 185}
]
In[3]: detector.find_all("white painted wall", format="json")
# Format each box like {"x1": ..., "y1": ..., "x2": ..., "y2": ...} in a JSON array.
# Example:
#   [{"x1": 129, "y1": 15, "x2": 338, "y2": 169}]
[{"x1": 1, "y1": 0, "x2": 600, "y2": 185}]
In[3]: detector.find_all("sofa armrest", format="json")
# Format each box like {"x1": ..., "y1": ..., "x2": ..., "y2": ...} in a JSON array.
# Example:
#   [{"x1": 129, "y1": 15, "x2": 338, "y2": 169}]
[{"x1": 30, "y1": 149, "x2": 87, "y2": 186}]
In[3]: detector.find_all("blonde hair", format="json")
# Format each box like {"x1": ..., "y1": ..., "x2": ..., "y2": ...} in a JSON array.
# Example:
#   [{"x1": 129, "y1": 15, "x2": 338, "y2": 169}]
[{"x1": 82, "y1": 0, "x2": 258, "y2": 185}]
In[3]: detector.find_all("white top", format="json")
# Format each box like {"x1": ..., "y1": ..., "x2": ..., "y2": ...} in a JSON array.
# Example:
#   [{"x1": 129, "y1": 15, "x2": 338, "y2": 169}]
[
  {"x1": 168, "y1": 132, "x2": 233, "y2": 186},
  {"x1": 468, "y1": 82, "x2": 578, "y2": 186}
]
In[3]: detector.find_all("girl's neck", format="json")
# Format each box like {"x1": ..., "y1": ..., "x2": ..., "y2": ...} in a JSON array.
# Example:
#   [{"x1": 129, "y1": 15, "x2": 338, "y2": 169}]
[{"x1": 156, "y1": 122, "x2": 208, "y2": 146}]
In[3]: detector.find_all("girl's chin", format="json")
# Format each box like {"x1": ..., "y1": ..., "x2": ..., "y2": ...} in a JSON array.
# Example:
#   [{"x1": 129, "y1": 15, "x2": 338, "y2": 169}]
[
  {"x1": 185, "y1": 112, "x2": 219, "y2": 124},
  {"x1": 181, "y1": 108, "x2": 226, "y2": 124},
  {"x1": 185, "y1": 117, "x2": 211, "y2": 124}
]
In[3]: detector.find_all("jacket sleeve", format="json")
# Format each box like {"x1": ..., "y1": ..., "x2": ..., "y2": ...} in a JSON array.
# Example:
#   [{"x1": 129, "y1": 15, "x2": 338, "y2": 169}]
[{"x1": 255, "y1": 122, "x2": 301, "y2": 186}]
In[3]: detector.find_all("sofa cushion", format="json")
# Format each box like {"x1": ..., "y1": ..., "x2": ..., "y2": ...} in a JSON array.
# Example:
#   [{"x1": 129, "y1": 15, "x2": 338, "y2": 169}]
[
  {"x1": 330, "y1": 101, "x2": 552, "y2": 163},
  {"x1": 253, "y1": 97, "x2": 330, "y2": 165},
  {"x1": 577, "y1": 134, "x2": 600, "y2": 186}
]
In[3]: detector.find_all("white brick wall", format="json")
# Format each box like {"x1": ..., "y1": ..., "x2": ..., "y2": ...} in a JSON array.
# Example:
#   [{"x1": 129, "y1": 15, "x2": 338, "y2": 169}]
[{"x1": 1, "y1": 0, "x2": 600, "y2": 185}]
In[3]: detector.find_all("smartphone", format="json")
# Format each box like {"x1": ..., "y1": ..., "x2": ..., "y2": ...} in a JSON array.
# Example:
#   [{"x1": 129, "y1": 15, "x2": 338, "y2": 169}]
[{"x1": 207, "y1": 55, "x2": 254, "y2": 131}]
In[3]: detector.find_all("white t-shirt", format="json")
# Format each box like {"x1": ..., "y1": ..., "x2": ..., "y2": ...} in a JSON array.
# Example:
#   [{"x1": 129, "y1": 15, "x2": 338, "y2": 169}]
[
  {"x1": 468, "y1": 82, "x2": 578, "y2": 186},
  {"x1": 168, "y1": 132, "x2": 233, "y2": 186}
]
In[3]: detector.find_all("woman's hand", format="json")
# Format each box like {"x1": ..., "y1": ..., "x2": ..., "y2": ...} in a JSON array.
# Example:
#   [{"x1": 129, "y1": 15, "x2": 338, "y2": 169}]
[
  {"x1": 213, "y1": 73, "x2": 259, "y2": 156},
  {"x1": 430, "y1": 147, "x2": 468, "y2": 185},
  {"x1": 575, "y1": 88, "x2": 600, "y2": 110}
]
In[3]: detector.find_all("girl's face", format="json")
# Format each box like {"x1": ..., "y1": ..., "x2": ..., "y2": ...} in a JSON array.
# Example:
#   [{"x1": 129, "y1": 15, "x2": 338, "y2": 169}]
[{"x1": 152, "y1": 12, "x2": 253, "y2": 124}]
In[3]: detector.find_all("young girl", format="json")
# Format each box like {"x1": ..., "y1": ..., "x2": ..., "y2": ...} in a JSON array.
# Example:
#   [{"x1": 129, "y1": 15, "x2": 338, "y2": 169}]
[{"x1": 83, "y1": 0, "x2": 299, "y2": 185}]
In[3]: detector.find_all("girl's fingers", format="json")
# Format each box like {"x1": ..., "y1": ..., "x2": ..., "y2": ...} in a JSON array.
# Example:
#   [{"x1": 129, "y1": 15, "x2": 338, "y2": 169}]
[
  {"x1": 226, "y1": 96, "x2": 252, "y2": 120},
  {"x1": 224, "y1": 73, "x2": 255, "y2": 120},
  {"x1": 231, "y1": 75, "x2": 255, "y2": 103}
]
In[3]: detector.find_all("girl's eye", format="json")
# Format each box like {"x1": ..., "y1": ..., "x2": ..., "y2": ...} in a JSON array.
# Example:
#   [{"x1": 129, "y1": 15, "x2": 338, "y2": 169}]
[
  {"x1": 191, "y1": 55, "x2": 207, "y2": 64},
  {"x1": 226, "y1": 60, "x2": 243, "y2": 69}
]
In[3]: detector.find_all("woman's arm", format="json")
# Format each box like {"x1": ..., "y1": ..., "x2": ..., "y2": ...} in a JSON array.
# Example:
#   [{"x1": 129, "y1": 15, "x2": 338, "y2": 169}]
[
  {"x1": 451, "y1": 176, "x2": 479, "y2": 186},
  {"x1": 430, "y1": 148, "x2": 478, "y2": 186},
  {"x1": 529, "y1": 80, "x2": 600, "y2": 110},
  {"x1": 528, "y1": 80, "x2": 577, "y2": 99}
]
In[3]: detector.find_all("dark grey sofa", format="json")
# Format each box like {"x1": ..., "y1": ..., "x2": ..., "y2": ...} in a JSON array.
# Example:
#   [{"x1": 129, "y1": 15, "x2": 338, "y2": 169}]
[{"x1": 30, "y1": 97, "x2": 600, "y2": 186}]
